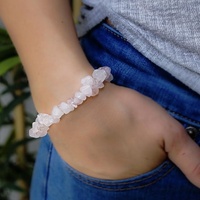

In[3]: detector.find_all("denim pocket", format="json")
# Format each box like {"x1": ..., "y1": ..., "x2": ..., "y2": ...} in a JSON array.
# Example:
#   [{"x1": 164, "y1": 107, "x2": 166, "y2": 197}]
[
  {"x1": 62, "y1": 156, "x2": 174, "y2": 191},
  {"x1": 59, "y1": 118, "x2": 200, "y2": 191}
]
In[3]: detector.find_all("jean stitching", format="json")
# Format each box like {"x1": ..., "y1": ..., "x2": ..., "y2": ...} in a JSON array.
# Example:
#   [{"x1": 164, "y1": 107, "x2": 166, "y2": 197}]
[
  {"x1": 168, "y1": 110, "x2": 200, "y2": 125},
  {"x1": 66, "y1": 161, "x2": 175, "y2": 191},
  {"x1": 68, "y1": 161, "x2": 169, "y2": 185},
  {"x1": 68, "y1": 166, "x2": 174, "y2": 191},
  {"x1": 43, "y1": 139, "x2": 53, "y2": 200},
  {"x1": 102, "y1": 24, "x2": 127, "y2": 42}
]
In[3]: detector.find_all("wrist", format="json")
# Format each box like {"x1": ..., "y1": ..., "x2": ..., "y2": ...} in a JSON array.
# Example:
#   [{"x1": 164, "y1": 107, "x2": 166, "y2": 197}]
[
  {"x1": 29, "y1": 67, "x2": 113, "y2": 138},
  {"x1": 30, "y1": 63, "x2": 94, "y2": 113}
]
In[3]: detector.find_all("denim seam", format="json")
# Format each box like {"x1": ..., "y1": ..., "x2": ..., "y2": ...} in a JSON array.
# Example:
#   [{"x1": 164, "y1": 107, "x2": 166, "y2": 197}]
[
  {"x1": 66, "y1": 162, "x2": 175, "y2": 191},
  {"x1": 168, "y1": 110, "x2": 200, "y2": 125},
  {"x1": 67, "y1": 161, "x2": 169, "y2": 185},
  {"x1": 69, "y1": 166, "x2": 174, "y2": 191},
  {"x1": 102, "y1": 24, "x2": 127, "y2": 42},
  {"x1": 43, "y1": 140, "x2": 53, "y2": 200}
]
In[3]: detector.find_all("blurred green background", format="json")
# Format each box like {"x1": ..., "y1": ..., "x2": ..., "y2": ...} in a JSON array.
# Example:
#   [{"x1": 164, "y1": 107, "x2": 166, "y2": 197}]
[{"x1": 0, "y1": 1, "x2": 81, "y2": 199}]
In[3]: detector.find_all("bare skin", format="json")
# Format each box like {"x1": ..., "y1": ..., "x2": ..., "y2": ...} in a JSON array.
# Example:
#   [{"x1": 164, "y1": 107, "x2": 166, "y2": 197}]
[
  {"x1": 50, "y1": 83, "x2": 200, "y2": 187},
  {"x1": 0, "y1": 0, "x2": 200, "y2": 188}
]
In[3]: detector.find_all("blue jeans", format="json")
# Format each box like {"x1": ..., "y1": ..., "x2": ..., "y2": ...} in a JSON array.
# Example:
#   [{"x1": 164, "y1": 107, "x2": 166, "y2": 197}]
[{"x1": 30, "y1": 22, "x2": 200, "y2": 199}]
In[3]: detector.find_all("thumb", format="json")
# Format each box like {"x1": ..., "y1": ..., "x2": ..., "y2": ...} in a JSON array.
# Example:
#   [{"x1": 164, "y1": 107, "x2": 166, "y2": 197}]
[{"x1": 165, "y1": 126, "x2": 200, "y2": 188}]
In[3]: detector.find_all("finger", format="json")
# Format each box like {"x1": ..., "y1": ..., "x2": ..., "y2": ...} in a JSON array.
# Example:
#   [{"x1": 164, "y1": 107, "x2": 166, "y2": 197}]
[{"x1": 165, "y1": 129, "x2": 200, "y2": 188}]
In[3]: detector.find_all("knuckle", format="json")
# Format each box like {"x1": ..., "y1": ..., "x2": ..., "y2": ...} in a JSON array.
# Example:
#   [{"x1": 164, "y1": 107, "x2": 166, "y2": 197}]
[
  {"x1": 189, "y1": 162, "x2": 200, "y2": 188},
  {"x1": 166, "y1": 124, "x2": 186, "y2": 152},
  {"x1": 191, "y1": 162, "x2": 200, "y2": 177}
]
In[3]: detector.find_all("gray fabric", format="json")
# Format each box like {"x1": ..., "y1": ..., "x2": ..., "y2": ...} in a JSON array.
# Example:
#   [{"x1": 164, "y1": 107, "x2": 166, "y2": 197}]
[{"x1": 77, "y1": 0, "x2": 200, "y2": 95}]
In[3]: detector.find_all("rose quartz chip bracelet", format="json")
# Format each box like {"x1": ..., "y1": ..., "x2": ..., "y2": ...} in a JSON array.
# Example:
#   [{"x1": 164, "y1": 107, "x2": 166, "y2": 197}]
[{"x1": 29, "y1": 67, "x2": 113, "y2": 138}]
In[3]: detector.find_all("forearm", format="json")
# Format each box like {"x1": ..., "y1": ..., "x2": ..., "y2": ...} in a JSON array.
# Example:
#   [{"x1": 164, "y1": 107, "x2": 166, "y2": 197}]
[{"x1": 0, "y1": 0, "x2": 92, "y2": 112}]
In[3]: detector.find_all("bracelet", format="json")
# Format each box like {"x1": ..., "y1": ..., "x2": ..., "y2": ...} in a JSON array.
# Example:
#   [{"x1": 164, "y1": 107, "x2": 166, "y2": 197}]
[{"x1": 29, "y1": 67, "x2": 113, "y2": 138}]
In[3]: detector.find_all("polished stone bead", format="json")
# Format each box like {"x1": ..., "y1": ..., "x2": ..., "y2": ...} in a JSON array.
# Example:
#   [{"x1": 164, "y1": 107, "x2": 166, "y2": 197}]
[
  {"x1": 29, "y1": 128, "x2": 40, "y2": 138},
  {"x1": 73, "y1": 97, "x2": 83, "y2": 105},
  {"x1": 91, "y1": 88, "x2": 99, "y2": 96},
  {"x1": 92, "y1": 69, "x2": 107, "y2": 82},
  {"x1": 81, "y1": 75, "x2": 94, "y2": 86},
  {"x1": 75, "y1": 91, "x2": 87, "y2": 100},
  {"x1": 67, "y1": 98, "x2": 78, "y2": 108},
  {"x1": 29, "y1": 121, "x2": 49, "y2": 138},
  {"x1": 95, "y1": 81, "x2": 104, "y2": 89},
  {"x1": 36, "y1": 113, "x2": 54, "y2": 127},
  {"x1": 100, "y1": 66, "x2": 113, "y2": 81},
  {"x1": 80, "y1": 85, "x2": 93, "y2": 97},
  {"x1": 59, "y1": 102, "x2": 74, "y2": 114},
  {"x1": 51, "y1": 106, "x2": 64, "y2": 119},
  {"x1": 107, "y1": 74, "x2": 113, "y2": 82}
]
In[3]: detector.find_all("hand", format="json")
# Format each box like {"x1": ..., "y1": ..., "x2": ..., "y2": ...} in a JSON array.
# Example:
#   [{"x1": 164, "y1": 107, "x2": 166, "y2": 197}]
[{"x1": 49, "y1": 83, "x2": 200, "y2": 188}]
